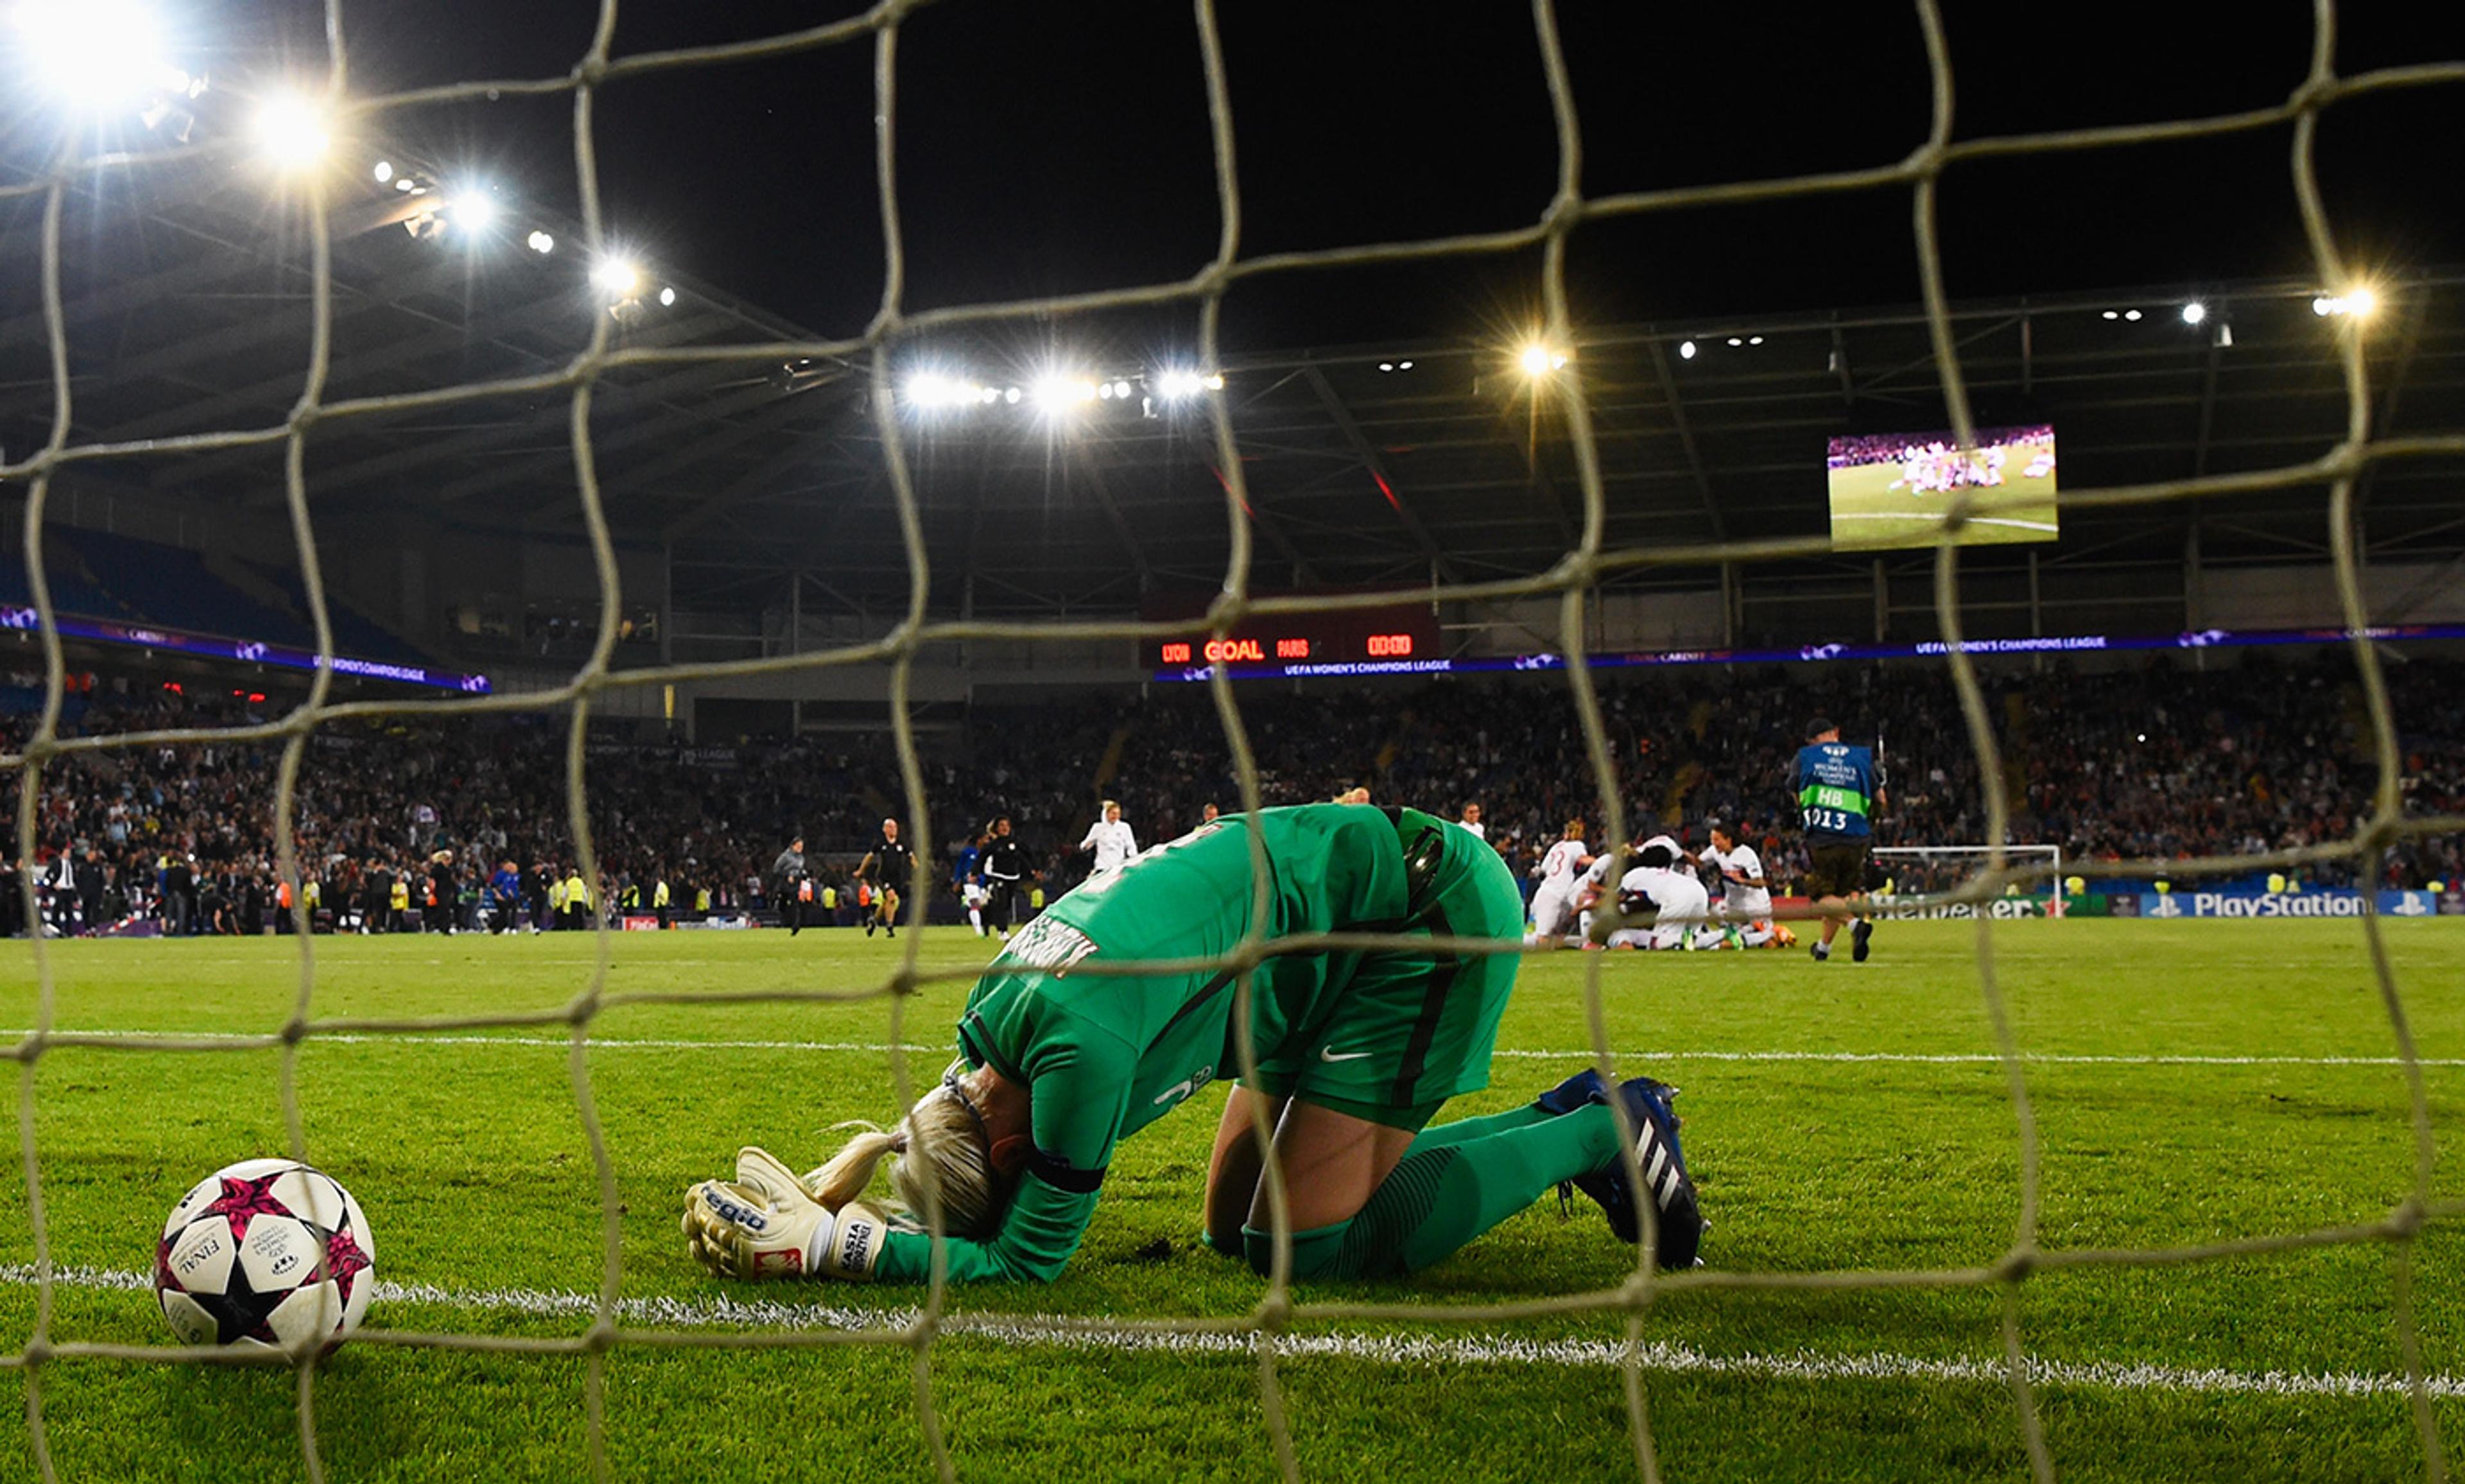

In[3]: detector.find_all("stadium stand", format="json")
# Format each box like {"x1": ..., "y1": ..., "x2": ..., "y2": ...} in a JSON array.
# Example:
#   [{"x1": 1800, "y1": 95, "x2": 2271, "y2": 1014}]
[{"x1": 5, "y1": 655, "x2": 2459, "y2": 936}]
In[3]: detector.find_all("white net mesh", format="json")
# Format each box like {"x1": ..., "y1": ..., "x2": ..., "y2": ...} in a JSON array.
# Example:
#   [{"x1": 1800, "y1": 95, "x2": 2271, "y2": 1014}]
[{"x1": 3, "y1": 3, "x2": 2464, "y2": 1481}]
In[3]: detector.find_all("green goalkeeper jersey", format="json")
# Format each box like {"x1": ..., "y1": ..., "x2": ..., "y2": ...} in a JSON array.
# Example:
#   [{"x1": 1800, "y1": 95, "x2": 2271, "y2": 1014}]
[{"x1": 873, "y1": 802, "x2": 1509, "y2": 1284}]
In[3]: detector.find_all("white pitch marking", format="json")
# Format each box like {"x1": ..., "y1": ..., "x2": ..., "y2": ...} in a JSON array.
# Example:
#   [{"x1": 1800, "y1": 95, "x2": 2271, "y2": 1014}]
[
  {"x1": 8, "y1": 1263, "x2": 2459, "y2": 1402},
  {"x1": 6, "y1": 1029, "x2": 2459, "y2": 1069}
]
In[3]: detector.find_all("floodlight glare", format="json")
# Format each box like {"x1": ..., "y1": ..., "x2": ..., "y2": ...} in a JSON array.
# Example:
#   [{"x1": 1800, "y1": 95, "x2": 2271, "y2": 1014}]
[
  {"x1": 372, "y1": 160, "x2": 394, "y2": 184},
  {"x1": 1204, "y1": 374, "x2": 1224, "y2": 390},
  {"x1": 1396, "y1": 361, "x2": 1412, "y2": 370},
  {"x1": 1748, "y1": 336, "x2": 1765, "y2": 345},
  {"x1": 16, "y1": 0, "x2": 188, "y2": 109},
  {"x1": 1378, "y1": 362, "x2": 1394, "y2": 372},
  {"x1": 2102, "y1": 309, "x2": 2120, "y2": 321},
  {"x1": 2181, "y1": 301, "x2": 2208, "y2": 325},
  {"x1": 1003, "y1": 386, "x2": 1022, "y2": 404},
  {"x1": 1154, "y1": 369, "x2": 1208, "y2": 399},
  {"x1": 1518, "y1": 343, "x2": 1553, "y2": 377},
  {"x1": 2313, "y1": 287, "x2": 2381, "y2": 320},
  {"x1": 658, "y1": 286, "x2": 676, "y2": 307},
  {"x1": 251, "y1": 92, "x2": 331, "y2": 169},
  {"x1": 1112, "y1": 380, "x2": 1132, "y2": 399},
  {"x1": 1678, "y1": 341, "x2": 1697, "y2": 359},
  {"x1": 591, "y1": 258, "x2": 643, "y2": 297},
  {"x1": 2123, "y1": 308, "x2": 2143, "y2": 322},
  {"x1": 526, "y1": 230, "x2": 555, "y2": 255},
  {"x1": 452, "y1": 193, "x2": 499, "y2": 233}
]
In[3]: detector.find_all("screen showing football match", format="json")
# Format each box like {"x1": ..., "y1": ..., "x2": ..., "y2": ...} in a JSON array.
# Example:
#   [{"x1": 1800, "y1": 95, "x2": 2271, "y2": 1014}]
[{"x1": 1826, "y1": 424, "x2": 2060, "y2": 550}]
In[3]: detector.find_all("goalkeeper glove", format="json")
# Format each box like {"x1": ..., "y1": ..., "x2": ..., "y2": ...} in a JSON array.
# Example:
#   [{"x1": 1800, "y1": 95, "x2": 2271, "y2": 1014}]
[{"x1": 682, "y1": 1146, "x2": 888, "y2": 1281}]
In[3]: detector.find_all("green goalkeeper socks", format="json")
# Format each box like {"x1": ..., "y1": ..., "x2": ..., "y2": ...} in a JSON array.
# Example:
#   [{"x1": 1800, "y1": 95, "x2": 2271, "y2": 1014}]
[
  {"x1": 1399, "y1": 1101, "x2": 1550, "y2": 1154},
  {"x1": 1243, "y1": 1103, "x2": 1623, "y2": 1280}
]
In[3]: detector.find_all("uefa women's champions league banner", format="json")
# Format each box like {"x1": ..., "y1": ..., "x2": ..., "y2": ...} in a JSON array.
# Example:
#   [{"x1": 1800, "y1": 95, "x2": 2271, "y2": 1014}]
[
  {"x1": 2109, "y1": 890, "x2": 2464, "y2": 919},
  {"x1": 0, "y1": 606, "x2": 490, "y2": 693}
]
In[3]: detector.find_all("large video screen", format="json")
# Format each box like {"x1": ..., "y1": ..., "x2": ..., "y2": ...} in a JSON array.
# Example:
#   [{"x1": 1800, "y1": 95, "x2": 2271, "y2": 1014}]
[{"x1": 1826, "y1": 424, "x2": 2059, "y2": 550}]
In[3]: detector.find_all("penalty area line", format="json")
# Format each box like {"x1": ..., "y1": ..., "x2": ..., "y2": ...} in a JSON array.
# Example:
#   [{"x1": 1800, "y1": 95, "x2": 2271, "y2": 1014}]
[
  {"x1": 3, "y1": 1263, "x2": 2454, "y2": 1402},
  {"x1": 4, "y1": 1028, "x2": 2461, "y2": 1069}
]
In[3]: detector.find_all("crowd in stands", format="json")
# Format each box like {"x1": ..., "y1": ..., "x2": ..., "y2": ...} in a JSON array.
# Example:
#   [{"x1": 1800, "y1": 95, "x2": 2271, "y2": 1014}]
[{"x1": 2, "y1": 651, "x2": 2460, "y2": 935}]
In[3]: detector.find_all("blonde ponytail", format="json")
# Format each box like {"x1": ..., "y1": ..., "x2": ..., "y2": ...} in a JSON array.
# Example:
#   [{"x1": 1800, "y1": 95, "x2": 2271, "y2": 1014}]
[
  {"x1": 810, "y1": 1126, "x2": 900, "y2": 1209},
  {"x1": 809, "y1": 1086, "x2": 1004, "y2": 1238}
]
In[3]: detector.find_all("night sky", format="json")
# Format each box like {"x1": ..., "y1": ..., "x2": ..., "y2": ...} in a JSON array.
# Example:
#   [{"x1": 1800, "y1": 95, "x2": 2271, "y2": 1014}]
[{"x1": 113, "y1": 2, "x2": 2465, "y2": 347}]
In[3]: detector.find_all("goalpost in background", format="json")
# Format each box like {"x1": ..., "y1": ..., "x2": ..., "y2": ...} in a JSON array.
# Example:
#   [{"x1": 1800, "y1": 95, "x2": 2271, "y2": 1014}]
[
  {"x1": 1871, "y1": 845, "x2": 2064, "y2": 916},
  {"x1": 1, "y1": 2, "x2": 2462, "y2": 1483}
]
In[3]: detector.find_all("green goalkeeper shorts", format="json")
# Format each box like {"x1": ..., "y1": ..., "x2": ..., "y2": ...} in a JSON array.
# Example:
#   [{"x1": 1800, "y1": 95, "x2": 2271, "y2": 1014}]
[{"x1": 1243, "y1": 828, "x2": 1527, "y2": 1117}]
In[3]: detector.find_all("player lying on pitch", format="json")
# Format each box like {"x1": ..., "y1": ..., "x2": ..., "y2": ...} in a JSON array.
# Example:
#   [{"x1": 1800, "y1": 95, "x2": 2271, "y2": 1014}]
[{"x1": 682, "y1": 802, "x2": 1702, "y2": 1284}]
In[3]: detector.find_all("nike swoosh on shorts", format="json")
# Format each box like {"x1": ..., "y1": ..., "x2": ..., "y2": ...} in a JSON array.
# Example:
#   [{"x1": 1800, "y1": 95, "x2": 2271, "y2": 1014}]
[{"x1": 1318, "y1": 1047, "x2": 1372, "y2": 1062}]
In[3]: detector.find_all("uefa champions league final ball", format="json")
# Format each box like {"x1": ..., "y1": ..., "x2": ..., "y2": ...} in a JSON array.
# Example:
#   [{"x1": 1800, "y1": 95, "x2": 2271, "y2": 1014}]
[{"x1": 155, "y1": 1159, "x2": 376, "y2": 1352}]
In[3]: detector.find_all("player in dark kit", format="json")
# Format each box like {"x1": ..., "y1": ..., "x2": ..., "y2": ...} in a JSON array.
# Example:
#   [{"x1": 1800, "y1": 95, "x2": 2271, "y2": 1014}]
[
  {"x1": 1792, "y1": 718, "x2": 1885, "y2": 962},
  {"x1": 976, "y1": 816, "x2": 1035, "y2": 938},
  {"x1": 854, "y1": 818, "x2": 913, "y2": 938},
  {"x1": 683, "y1": 803, "x2": 1704, "y2": 1285}
]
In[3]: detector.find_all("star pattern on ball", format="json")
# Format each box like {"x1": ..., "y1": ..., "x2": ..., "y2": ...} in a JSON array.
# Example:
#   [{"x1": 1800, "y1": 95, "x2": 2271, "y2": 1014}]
[
  {"x1": 324, "y1": 1223, "x2": 371, "y2": 1306},
  {"x1": 184, "y1": 1257, "x2": 292, "y2": 1345},
  {"x1": 202, "y1": 1172, "x2": 289, "y2": 1243}
]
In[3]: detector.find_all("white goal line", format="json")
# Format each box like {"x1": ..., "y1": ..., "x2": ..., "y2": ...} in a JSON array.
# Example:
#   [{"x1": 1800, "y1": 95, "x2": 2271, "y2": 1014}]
[
  {"x1": 0, "y1": 1263, "x2": 2451, "y2": 1404},
  {"x1": 6, "y1": 1028, "x2": 2458, "y2": 1070}
]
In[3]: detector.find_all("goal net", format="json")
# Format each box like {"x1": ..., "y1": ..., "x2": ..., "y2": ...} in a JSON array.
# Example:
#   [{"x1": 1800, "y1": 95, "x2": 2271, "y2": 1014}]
[
  {"x1": 1870, "y1": 845, "x2": 2063, "y2": 917},
  {"x1": 2, "y1": 2, "x2": 2462, "y2": 1481}
]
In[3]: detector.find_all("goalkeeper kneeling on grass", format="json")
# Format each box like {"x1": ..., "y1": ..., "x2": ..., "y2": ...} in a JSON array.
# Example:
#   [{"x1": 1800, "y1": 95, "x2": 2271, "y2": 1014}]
[{"x1": 683, "y1": 802, "x2": 1702, "y2": 1286}]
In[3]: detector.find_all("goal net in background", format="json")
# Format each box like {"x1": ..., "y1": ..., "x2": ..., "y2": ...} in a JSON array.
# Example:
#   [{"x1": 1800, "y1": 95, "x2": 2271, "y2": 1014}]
[
  {"x1": 1871, "y1": 846, "x2": 2063, "y2": 916},
  {"x1": 3, "y1": 3, "x2": 2462, "y2": 1482}
]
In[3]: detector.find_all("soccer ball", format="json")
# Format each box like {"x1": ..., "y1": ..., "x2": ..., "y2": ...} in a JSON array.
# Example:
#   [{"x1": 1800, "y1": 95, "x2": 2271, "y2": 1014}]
[{"x1": 155, "y1": 1158, "x2": 375, "y2": 1352}]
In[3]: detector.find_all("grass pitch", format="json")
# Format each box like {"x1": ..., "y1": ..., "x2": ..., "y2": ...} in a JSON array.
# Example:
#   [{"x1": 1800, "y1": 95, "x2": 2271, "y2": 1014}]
[{"x1": 1, "y1": 918, "x2": 2461, "y2": 1481}]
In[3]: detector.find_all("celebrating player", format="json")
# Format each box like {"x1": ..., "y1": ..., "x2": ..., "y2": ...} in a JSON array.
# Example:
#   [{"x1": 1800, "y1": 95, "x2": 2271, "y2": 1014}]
[
  {"x1": 1604, "y1": 836, "x2": 1726, "y2": 951},
  {"x1": 1525, "y1": 818, "x2": 1593, "y2": 948},
  {"x1": 1696, "y1": 822, "x2": 1790, "y2": 949},
  {"x1": 1794, "y1": 718, "x2": 1884, "y2": 962},
  {"x1": 682, "y1": 802, "x2": 1703, "y2": 1284},
  {"x1": 853, "y1": 818, "x2": 912, "y2": 940},
  {"x1": 1076, "y1": 799, "x2": 1137, "y2": 879}
]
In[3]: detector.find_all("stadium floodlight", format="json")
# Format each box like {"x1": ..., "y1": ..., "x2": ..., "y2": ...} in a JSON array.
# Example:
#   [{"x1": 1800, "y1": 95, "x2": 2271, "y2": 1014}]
[
  {"x1": 591, "y1": 257, "x2": 643, "y2": 298},
  {"x1": 2123, "y1": 308, "x2": 2143, "y2": 322},
  {"x1": 1396, "y1": 360, "x2": 1412, "y2": 370},
  {"x1": 2181, "y1": 301, "x2": 2208, "y2": 325},
  {"x1": 2312, "y1": 286, "x2": 2380, "y2": 320},
  {"x1": 1205, "y1": 373, "x2": 1224, "y2": 390},
  {"x1": 251, "y1": 92, "x2": 331, "y2": 169},
  {"x1": 372, "y1": 160, "x2": 394, "y2": 184},
  {"x1": 451, "y1": 193, "x2": 499, "y2": 234},
  {"x1": 1748, "y1": 336, "x2": 1765, "y2": 345},
  {"x1": 1679, "y1": 340, "x2": 1697, "y2": 359},
  {"x1": 526, "y1": 230, "x2": 554, "y2": 255},
  {"x1": 15, "y1": 0, "x2": 191, "y2": 110},
  {"x1": 1378, "y1": 362, "x2": 1394, "y2": 372},
  {"x1": 1111, "y1": 380, "x2": 1132, "y2": 399},
  {"x1": 2101, "y1": 309, "x2": 2120, "y2": 320},
  {"x1": 1154, "y1": 368, "x2": 1211, "y2": 399},
  {"x1": 904, "y1": 371, "x2": 985, "y2": 410},
  {"x1": 1518, "y1": 343, "x2": 1568, "y2": 377},
  {"x1": 658, "y1": 286, "x2": 677, "y2": 307},
  {"x1": 1003, "y1": 386, "x2": 1021, "y2": 404}
]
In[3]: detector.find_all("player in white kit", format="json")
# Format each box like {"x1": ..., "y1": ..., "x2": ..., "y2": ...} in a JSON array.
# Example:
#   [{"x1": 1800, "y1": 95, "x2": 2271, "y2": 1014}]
[
  {"x1": 1605, "y1": 838, "x2": 1727, "y2": 951},
  {"x1": 1524, "y1": 819, "x2": 1594, "y2": 947},
  {"x1": 1077, "y1": 800, "x2": 1138, "y2": 878},
  {"x1": 1696, "y1": 821, "x2": 1790, "y2": 948}
]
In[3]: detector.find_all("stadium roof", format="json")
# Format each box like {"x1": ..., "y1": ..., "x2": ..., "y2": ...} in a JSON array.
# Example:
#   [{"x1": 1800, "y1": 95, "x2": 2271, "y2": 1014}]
[{"x1": 4, "y1": 159, "x2": 2463, "y2": 632}]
